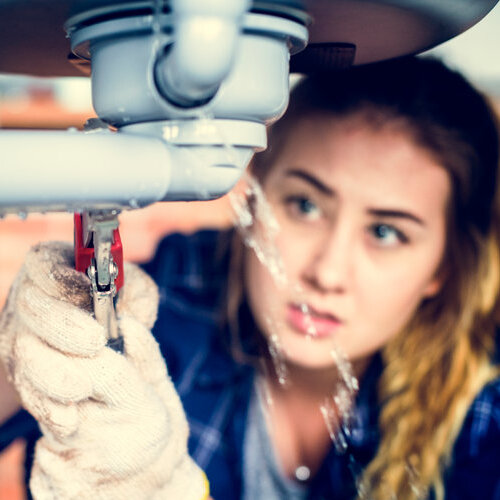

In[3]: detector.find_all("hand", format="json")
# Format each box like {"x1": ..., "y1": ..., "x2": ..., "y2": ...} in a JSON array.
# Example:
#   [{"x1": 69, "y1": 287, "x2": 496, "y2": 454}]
[{"x1": 0, "y1": 242, "x2": 209, "y2": 500}]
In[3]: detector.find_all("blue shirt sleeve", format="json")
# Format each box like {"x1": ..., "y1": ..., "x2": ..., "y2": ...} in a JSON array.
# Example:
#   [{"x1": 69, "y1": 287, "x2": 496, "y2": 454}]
[{"x1": 0, "y1": 409, "x2": 38, "y2": 453}]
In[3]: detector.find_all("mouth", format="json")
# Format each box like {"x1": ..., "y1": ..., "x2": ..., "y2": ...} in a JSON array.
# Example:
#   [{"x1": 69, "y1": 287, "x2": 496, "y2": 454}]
[{"x1": 286, "y1": 303, "x2": 342, "y2": 338}]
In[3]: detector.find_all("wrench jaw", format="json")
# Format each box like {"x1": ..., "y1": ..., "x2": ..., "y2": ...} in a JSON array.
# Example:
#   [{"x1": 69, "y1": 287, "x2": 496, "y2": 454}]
[{"x1": 75, "y1": 211, "x2": 124, "y2": 353}]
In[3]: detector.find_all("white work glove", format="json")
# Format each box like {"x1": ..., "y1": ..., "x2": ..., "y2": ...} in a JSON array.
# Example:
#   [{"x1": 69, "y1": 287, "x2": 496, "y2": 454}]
[{"x1": 0, "y1": 242, "x2": 209, "y2": 500}]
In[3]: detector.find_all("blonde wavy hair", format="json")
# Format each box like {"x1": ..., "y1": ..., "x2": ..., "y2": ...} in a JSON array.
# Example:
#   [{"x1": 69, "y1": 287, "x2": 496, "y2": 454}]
[{"x1": 225, "y1": 56, "x2": 500, "y2": 499}]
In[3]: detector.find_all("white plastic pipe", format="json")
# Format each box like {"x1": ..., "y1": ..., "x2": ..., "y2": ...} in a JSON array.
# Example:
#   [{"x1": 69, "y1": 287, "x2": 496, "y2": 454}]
[
  {"x1": 0, "y1": 130, "x2": 170, "y2": 212},
  {"x1": 0, "y1": 129, "x2": 253, "y2": 214}
]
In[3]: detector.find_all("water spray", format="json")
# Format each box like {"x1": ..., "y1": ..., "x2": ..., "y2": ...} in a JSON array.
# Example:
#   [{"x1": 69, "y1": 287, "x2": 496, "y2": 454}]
[{"x1": 0, "y1": 0, "x2": 497, "y2": 354}]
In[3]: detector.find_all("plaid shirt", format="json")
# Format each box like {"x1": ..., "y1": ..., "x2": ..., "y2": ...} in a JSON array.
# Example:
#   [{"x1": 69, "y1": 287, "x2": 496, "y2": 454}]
[
  {"x1": 144, "y1": 230, "x2": 500, "y2": 500},
  {"x1": 1, "y1": 230, "x2": 499, "y2": 499}
]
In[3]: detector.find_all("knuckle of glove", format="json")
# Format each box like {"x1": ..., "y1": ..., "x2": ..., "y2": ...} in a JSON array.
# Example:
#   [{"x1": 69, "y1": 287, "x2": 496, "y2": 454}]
[
  {"x1": 14, "y1": 332, "x2": 94, "y2": 403},
  {"x1": 84, "y1": 347, "x2": 166, "y2": 411},
  {"x1": 16, "y1": 377, "x2": 79, "y2": 438},
  {"x1": 24, "y1": 242, "x2": 93, "y2": 311},
  {"x1": 15, "y1": 282, "x2": 106, "y2": 356},
  {"x1": 88, "y1": 395, "x2": 171, "y2": 478},
  {"x1": 119, "y1": 316, "x2": 168, "y2": 384},
  {"x1": 71, "y1": 350, "x2": 181, "y2": 475}
]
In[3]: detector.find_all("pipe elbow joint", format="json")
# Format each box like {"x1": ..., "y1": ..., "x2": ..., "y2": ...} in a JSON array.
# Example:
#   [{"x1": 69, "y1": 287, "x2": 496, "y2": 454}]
[
  {"x1": 164, "y1": 145, "x2": 254, "y2": 201},
  {"x1": 155, "y1": 0, "x2": 250, "y2": 108}
]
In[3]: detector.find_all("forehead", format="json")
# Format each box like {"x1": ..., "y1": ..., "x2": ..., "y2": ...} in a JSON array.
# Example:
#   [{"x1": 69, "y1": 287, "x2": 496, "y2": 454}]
[{"x1": 267, "y1": 112, "x2": 450, "y2": 210}]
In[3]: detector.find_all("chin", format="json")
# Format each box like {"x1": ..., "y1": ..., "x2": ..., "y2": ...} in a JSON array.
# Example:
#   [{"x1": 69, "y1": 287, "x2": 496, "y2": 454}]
[
  {"x1": 279, "y1": 334, "x2": 342, "y2": 370},
  {"x1": 286, "y1": 353, "x2": 339, "y2": 370}
]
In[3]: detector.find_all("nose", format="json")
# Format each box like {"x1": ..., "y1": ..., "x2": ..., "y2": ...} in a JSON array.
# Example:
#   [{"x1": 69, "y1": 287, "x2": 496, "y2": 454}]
[{"x1": 302, "y1": 221, "x2": 353, "y2": 294}]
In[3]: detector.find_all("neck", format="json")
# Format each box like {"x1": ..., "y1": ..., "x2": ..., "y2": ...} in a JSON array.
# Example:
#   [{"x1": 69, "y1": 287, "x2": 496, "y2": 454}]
[
  {"x1": 258, "y1": 355, "x2": 372, "y2": 482},
  {"x1": 263, "y1": 355, "x2": 371, "y2": 401}
]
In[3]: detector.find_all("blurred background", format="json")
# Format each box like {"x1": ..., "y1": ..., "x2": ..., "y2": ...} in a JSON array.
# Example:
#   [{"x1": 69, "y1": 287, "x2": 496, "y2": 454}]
[{"x1": 1, "y1": 2, "x2": 500, "y2": 498}]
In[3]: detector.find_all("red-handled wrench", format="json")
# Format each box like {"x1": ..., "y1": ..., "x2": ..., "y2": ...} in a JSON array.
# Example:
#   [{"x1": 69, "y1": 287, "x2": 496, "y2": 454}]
[{"x1": 74, "y1": 212, "x2": 124, "y2": 352}]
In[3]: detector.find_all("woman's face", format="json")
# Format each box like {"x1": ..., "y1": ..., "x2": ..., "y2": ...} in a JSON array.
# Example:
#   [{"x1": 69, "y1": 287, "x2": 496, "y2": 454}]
[{"x1": 244, "y1": 114, "x2": 450, "y2": 369}]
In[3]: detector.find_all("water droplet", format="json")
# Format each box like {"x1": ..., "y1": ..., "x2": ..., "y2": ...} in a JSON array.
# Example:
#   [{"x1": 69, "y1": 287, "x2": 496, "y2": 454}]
[
  {"x1": 303, "y1": 307, "x2": 318, "y2": 338},
  {"x1": 229, "y1": 173, "x2": 287, "y2": 288},
  {"x1": 18, "y1": 211, "x2": 27, "y2": 220},
  {"x1": 152, "y1": 0, "x2": 163, "y2": 35},
  {"x1": 266, "y1": 325, "x2": 288, "y2": 387},
  {"x1": 129, "y1": 198, "x2": 139, "y2": 209},
  {"x1": 295, "y1": 465, "x2": 311, "y2": 482},
  {"x1": 257, "y1": 370, "x2": 274, "y2": 407}
]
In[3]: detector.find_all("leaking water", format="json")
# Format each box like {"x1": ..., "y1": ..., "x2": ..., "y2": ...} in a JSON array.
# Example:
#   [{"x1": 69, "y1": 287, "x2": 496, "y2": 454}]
[
  {"x1": 129, "y1": 198, "x2": 139, "y2": 209},
  {"x1": 151, "y1": 0, "x2": 163, "y2": 36},
  {"x1": 323, "y1": 347, "x2": 360, "y2": 452},
  {"x1": 229, "y1": 172, "x2": 287, "y2": 288},
  {"x1": 228, "y1": 172, "x2": 367, "y2": 488},
  {"x1": 265, "y1": 319, "x2": 289, "y2": 387}
]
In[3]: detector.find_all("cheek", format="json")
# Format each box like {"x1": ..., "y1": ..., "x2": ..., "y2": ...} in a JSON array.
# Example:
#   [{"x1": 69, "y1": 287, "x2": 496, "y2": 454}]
[
  {"x1": 357, "y1": 262, "x2": 440, "y2": 342},
  {"x1": 272, "y1": 221, "x2": 320, "y2": 282}
]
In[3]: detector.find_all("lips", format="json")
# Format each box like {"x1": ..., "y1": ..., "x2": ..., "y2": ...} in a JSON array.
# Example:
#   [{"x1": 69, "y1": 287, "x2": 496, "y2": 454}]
[{"x1": 286, "y1": 303, "x2": 342, "y2": 338}]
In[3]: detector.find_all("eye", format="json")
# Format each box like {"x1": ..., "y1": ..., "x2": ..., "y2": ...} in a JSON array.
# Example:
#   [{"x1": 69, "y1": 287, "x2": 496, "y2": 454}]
[
  {"x1": 368, "y1": 223, "x2": 408, "y2": 247},
  {"x1": 285, "y1": 195, "x2": 322, "y2": 221}
]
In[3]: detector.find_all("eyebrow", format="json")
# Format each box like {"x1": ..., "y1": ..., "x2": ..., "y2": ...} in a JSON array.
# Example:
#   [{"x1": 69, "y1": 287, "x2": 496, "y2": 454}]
[
  {"x1": 285, "y1": 169, "x2": 425, "y2": 226},
  {"x1": 285, "y1": 169, "x2": 334, "y2": 195},
  {"x1": 367, "y1": 209, "x2": 425, "y2": 226}
]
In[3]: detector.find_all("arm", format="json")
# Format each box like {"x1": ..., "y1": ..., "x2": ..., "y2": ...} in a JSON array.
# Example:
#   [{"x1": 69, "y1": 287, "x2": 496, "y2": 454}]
[{"x1": 0, "y1": 242, "x2": 209, "y2": 500}]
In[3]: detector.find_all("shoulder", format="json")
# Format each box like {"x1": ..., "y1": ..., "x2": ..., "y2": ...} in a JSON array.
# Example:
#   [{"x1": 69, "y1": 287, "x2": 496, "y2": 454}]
[
  {"x1": 143, "y1": 229, "x2": 231, "y2": 293},
  {"x1": 459, "y1": 376, "x2": 500, "y2": 456},
  {"x1": 444, "y1": 376, "x2": 500, "y2": 498},
  {"x1": 143, "y1": 229, "x2": 235, "y2": 382},
  {"x1": 143, "y1": 229, "x2": 232, "y2": 322}
]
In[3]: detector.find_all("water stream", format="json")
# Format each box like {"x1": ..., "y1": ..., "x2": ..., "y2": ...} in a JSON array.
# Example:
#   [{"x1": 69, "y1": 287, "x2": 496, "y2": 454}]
[{"x1": 229, "y1": 172, "x2": 365, "y2": 480}]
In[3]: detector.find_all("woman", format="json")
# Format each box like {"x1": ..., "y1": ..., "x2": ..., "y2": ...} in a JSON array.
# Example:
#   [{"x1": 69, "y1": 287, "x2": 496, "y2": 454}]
[{"x1": 1, "y1": 56, "x2": 499, "y2": 499}]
